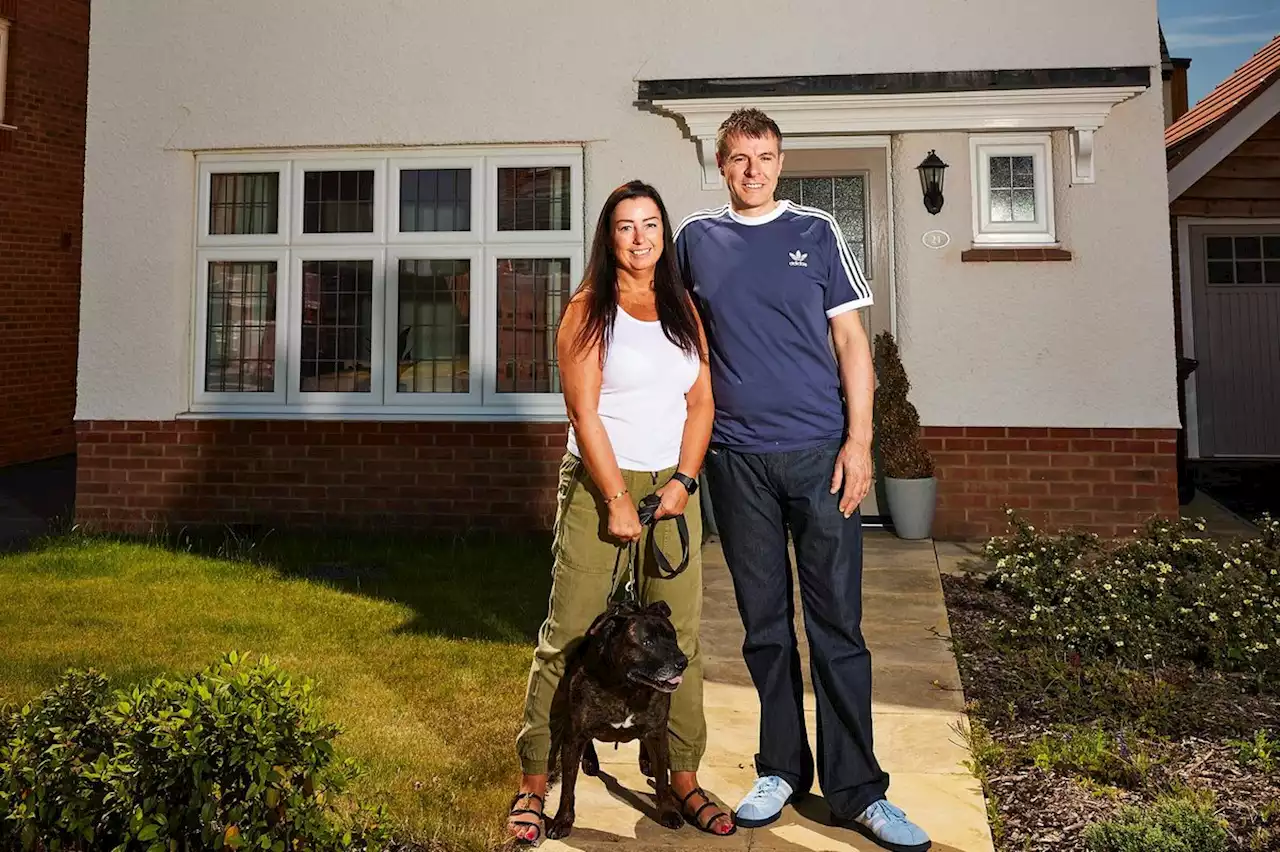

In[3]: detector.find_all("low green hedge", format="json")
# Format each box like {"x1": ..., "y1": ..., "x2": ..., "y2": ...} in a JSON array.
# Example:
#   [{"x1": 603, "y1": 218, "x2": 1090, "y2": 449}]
[
  {"x1": 1083, "y1": 792, "x2": 1227, "y2": 852},
  {"x1": 0, "y1": 653, "x2": 389, "y2": 852}
]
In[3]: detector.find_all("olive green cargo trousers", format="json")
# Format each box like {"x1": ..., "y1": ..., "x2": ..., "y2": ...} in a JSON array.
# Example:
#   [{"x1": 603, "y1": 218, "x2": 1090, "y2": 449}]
[{"x1": 515, "y1": 452, "x2": 706, "y2": 774}]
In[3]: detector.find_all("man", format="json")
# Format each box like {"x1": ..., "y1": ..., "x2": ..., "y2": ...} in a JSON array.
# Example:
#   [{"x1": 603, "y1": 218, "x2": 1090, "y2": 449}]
[{"x1": 674, "y1": 108, "x2": 931, "y2": 852}]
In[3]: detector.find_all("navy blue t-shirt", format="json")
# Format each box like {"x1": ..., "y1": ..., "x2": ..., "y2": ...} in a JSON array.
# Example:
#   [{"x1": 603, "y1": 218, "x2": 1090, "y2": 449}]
[{"x1": 674, "y1": 200, "x2": 873, "y2": 453}]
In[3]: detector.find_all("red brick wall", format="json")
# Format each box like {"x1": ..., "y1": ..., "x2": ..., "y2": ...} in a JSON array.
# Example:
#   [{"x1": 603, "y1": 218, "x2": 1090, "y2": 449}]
[
  {"x1": 74, "y1": 420, "x2": 570, "y2": 534},
  {"x1": 75, "y1": 421, "x2": 1179, "y2": 540},
  {"x1": 921, "y1": 426, "x2": 1179, "y2": 540},
  {"x1": 0, "y1": 0, "x2": 89, "y2": 467}
]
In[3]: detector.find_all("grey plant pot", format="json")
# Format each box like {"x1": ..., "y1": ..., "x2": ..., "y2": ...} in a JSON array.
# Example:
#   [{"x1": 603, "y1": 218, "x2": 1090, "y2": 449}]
[{"x1": 885, "y1": 476, "x2": 937, "y2": 540}]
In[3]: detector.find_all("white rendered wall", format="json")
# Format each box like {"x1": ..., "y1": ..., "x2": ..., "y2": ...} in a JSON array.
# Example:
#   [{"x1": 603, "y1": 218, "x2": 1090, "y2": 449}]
[{"x1": 78, "y1": 0, "x2": 1170, "y2": 427}]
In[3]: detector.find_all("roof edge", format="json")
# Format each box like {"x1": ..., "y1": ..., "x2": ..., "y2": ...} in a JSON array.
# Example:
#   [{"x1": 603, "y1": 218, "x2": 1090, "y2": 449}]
[
  {"x1": 1167, "y1": 64, "x2": 1280, "y2": 156},
  {"x1": 637, "y1": 66, "x2": 1151, "y2": 102}
]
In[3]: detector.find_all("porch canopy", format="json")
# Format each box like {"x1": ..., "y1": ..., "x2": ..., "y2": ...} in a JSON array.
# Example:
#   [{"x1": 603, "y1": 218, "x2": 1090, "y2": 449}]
[{"x1": 635, "y1": 67, "x2": 1150, "y2": 189}]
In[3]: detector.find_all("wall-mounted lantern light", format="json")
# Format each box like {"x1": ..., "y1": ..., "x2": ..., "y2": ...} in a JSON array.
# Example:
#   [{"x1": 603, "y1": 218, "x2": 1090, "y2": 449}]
[{"x1": 917, "y1": 150, "x2": 948, "y2": 215}]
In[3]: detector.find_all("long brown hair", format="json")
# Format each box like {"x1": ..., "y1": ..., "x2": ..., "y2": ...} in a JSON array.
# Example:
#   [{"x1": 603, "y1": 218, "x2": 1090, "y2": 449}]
[{"x1": 569, "y1": 180, "x2": 701, "y2": 360}]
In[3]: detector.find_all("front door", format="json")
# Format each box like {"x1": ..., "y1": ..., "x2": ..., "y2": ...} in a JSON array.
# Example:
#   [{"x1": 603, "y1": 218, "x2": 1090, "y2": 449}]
[
  {"x1": 1188, "y1": 225, "x2": 1280, "y2": 457},
  {"x1": 777, "y1": 145, "x2": 893, "y2": 517}
]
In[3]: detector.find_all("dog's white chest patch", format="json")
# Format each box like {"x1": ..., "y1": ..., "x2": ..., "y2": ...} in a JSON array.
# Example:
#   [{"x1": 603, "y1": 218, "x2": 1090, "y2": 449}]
[{"x1": 610, "y1": 714, "x2": 636, "y2": 730}]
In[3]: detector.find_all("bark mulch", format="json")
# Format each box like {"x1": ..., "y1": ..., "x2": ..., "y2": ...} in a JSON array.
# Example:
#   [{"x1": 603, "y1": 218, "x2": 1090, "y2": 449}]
[{"x1": 941, "y1": 573, "x2": 1280, "y2": 852}]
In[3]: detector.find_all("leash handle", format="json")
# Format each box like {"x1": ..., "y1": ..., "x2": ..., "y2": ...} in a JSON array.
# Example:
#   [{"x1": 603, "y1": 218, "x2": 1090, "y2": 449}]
[
  {"x1": 637, "y1": 491, "x2": 690, "y2": 578},
  {"x1": 648, "y1": 513, "x2": 690, "y2": 579}
]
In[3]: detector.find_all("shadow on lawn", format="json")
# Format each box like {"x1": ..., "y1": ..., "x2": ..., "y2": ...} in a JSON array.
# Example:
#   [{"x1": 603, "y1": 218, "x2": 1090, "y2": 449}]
[
  {"x1": 146, "y1": 526, "x2": 555, "y2": 646},
  {"x1": 268, "y1": 530, "x2": 556, "y2": 644}
]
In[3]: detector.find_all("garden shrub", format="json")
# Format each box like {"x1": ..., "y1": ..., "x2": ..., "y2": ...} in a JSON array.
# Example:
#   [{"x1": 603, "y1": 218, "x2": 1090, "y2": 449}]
[
  {"x1": 983, "y1": 511, "x2": 1280, "y2": 678},
  {"x1": 1083, "y1": 791, "x2": 1227, "y2": 852},
  {"x1": 1025, "y1": 724, "x2": 1156, "y2": 788},
  {"x1": 0, "y1": 653, "x2": 390, "y2": 852}
]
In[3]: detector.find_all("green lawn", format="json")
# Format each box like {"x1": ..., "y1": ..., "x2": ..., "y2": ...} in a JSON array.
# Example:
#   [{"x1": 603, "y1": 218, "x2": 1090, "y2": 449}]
[{"x1": 0, "y1": 528, "x2": 555, "y2": 852}]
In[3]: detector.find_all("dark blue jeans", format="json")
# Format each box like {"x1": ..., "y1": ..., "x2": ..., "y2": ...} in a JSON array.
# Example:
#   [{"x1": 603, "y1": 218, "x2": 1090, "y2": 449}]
[{"x1": 704, "y1": 440, "x2": 889, "y2": 820}]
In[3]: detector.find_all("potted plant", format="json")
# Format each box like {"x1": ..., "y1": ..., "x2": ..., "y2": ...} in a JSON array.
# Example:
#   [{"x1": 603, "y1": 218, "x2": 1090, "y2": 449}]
[{"x1": 872, "y1": 331, "x2": 936, "y2": 539}]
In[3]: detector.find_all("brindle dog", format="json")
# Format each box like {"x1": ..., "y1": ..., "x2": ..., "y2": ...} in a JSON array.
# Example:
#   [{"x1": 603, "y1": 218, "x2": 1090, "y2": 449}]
[{"x1": 545, "y1": 598, "x2": 689, "y2": 839}]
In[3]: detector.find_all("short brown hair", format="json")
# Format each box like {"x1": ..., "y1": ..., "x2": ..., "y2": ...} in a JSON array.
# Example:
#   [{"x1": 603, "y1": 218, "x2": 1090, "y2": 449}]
[{"x1": 715, "y1": 108, "x2": 782, "y2": 160}]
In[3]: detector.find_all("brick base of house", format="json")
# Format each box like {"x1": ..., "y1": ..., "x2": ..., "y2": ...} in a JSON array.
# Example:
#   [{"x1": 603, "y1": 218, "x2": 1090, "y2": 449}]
[
  {"x1": 74, "y1": 420, "x2": 568, "y2": 534},
  {"x1": 920, "y1": 426, "x2": 1179, "y2": 540},
  {"x1": 74, "y1": 421, "x2": 1179, "y2": 541}
]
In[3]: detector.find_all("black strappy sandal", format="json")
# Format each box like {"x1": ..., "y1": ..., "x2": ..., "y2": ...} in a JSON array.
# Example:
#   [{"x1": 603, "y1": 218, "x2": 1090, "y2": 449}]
[
  {"x1": 507, "y1": 791, "x2": 545, "y2": 847},
  {"x1": 674, "y1": 786, "x2": 737, "y2": 836}
]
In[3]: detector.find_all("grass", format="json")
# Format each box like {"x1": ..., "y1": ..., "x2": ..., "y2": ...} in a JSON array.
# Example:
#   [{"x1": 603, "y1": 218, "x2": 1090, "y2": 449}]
[
  {"x1": 955, "y1": 714, "x2": 1008, "y2": 846},
  {"x1": 0, "y1": 527, "x2": 554, "y2": 852}
]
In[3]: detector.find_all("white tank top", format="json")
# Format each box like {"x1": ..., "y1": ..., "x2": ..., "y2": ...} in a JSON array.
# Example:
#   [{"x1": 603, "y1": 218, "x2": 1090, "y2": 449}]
[{"x1": 567, "y1": 307, "x2": 701, "y2": 471}]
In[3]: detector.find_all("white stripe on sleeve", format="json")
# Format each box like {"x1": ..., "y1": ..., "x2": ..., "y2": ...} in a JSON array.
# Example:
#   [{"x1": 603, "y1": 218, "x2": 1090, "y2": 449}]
[{"x1": 791, "y1": 204, "x2": 873, "y2": 305}]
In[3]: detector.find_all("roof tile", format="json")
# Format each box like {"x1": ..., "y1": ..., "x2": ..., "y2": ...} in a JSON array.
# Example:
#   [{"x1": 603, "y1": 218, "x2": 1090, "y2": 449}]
[{"x1": 1166, "y1": 33, "x2": 1280, "y2": 152}]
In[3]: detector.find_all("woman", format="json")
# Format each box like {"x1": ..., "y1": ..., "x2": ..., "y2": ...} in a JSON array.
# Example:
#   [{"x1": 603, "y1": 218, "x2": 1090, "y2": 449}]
[{"x1": 506, "y1": 180, "x2": 734, "y2": 843}]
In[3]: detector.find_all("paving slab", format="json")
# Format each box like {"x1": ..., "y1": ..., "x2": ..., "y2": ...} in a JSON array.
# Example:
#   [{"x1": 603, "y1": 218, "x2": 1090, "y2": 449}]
[{"x1": 539, "y1": 530, "x2": 994, "y2": 852}]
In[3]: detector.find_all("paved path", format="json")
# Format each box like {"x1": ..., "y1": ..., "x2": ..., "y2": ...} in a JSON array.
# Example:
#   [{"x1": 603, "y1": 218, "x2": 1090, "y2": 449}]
[{"x1": 539, "y1": 531, "x2": 995, "y2": 852}]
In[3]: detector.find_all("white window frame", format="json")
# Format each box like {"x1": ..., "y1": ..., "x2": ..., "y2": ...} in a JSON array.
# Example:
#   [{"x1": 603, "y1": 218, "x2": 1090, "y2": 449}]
[
  {"x1": 485, "y1": 153, "x2": 585, "y2": 244},
  {"x1": 384, "y1": 246, "x2": 484, "y2": 407},
  {"x1": 0, "y1": 16, "x2": 11, "y2": 129},
  {"x1": 291, "y1": 158, "x2": 388, "y2": 246},
  {"x1": 189, "y1": 146, "x2": 583, "y2": 420},
  {"x1": 483, "y1": 246, "x2": 584, "y2": 408},
  {"x1": 197, "y1": 160, "x2": 292, "y2": 247},
  {"x1": 288, "y1": 249, "x2": 386, "y2": 407},
  {"x1": 389, "y1": 157, "x2": 484, "y2": 244},
  {"x1": 193, "y1": 248, "x2": 291, "y2": 408},
  {"x1": 969, "y1": 133, "x2": 1057, "y2": 247}
]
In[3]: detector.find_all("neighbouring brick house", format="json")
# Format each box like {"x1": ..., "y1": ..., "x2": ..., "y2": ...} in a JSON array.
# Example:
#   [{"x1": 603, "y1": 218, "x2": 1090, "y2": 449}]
[
  {"x1": 0, "y1": 0, "x2": 89, "y2": 468},
  {"x1": 1166, "y1": 34, "x2": 1280, "y2": 466},
  {"x1": 76, "y1": 1, "x2": 1182, "y2": 540}
]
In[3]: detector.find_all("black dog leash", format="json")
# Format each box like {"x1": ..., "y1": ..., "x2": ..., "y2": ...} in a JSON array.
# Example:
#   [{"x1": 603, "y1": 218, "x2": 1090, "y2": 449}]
[{"x1": 610, "y1": 492, "x2": 691, "y2": 603}]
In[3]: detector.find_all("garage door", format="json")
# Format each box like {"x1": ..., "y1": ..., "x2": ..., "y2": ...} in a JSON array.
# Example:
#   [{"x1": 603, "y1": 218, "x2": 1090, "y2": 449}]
[{"x1": 1189, "y1": 225, "x2": 1280, "y2": 457}]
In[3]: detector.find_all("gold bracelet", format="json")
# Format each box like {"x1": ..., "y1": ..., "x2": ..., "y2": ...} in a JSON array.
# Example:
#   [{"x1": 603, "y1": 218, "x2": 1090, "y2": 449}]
[{"x1": 604, "y1": 488, "x2": 628, "y2": 505}]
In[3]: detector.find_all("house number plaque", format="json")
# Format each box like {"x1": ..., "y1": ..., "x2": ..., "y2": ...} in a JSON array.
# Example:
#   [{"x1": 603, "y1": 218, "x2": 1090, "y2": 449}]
[{"x1": 922, "y1": 230, "x2": 950, "y2": 249}]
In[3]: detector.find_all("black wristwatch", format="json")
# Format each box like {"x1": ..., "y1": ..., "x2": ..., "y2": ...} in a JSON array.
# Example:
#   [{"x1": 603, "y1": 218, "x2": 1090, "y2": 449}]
[{"x1": 671, "y1": 472, "x2": 698, "y2": 495}]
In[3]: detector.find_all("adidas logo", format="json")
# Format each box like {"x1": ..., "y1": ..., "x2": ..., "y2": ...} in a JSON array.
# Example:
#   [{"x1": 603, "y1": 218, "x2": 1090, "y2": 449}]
[{"x1": 788, "y1": 250, "x2": 808, "y2": 267}]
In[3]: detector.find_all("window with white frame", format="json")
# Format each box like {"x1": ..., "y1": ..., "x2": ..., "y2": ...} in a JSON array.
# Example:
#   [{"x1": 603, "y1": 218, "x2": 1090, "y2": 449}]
[
  {"x1": 192, "y1": 148, "x2": 583, "y2": 417},
  {"x1": 0, "y1": 15, "x2": 11, "y2": 128},
  {"x1": 969, "y1": 134, "x2": 1056, "y2": 246}
]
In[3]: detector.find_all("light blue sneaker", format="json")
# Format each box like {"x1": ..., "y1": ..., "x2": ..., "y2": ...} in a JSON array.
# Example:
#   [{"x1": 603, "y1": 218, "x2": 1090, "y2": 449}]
[
  {"x1": 848, "y1": 799, "x2": 931, "y2": 851},
  {"x1": 733, "y1": 775, "x2": 794, "y2": 828}
]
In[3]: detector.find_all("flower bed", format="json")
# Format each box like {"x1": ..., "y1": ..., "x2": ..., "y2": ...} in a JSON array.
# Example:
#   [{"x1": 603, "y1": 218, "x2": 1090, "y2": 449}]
[{"x1": 944, "y1": 512, "x2": 1280, "y2": 851}]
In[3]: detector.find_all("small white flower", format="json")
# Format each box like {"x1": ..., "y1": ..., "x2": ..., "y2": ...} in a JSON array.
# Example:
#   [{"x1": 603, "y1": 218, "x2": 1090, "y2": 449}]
[{"x1": 1209, "y1": 612, "x2": 1219, "y2": 622}]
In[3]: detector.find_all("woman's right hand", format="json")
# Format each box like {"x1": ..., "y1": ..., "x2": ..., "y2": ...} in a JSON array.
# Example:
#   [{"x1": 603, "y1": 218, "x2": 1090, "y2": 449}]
[{"x1": 607, "y1": 498, "x2": 644, "y2": 543}]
